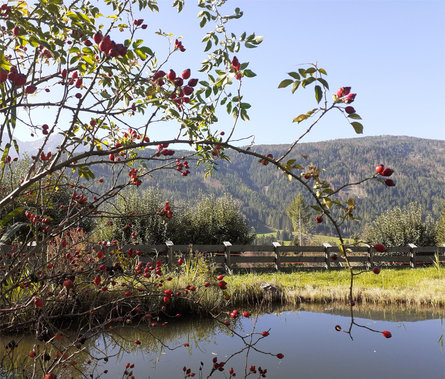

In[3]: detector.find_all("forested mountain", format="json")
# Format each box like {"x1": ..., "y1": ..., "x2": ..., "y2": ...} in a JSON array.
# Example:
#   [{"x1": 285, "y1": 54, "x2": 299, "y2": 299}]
[{"x1": 58, "y1": 136, "x2": 445, "y2": 237}]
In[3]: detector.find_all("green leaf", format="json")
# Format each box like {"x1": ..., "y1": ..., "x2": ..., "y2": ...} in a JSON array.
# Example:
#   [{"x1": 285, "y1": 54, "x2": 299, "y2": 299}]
[
  {"x1": 28, "y1": 35, "x2": 40, "y2": 47},
  {"x1": 278, "y1": 79, "x2": 293, "y2": 88},
  {"x1": 134, "y1": 48, "x2": 147, "y2": 60},
  {"x1": 318, "y1": 68, "x2": 327, "y2": 75},
  {"x1": 311, "y1": 205, "x2": 322, "y2": 212},
  {"x1": 243, "y1": 69, "x2": 256, "y2": 78},
  {"x1": 306, "y1": 67, "x2": 316, "y2": 75},
  {"x1": 240, "y1": 109, "x2": 249, "y2": 121},
  {"x1": 298, "y1": 68, "x2": 307, "y2": 77},
  {"x1": 293, "y1": 108, "x2": 318, "y2": 123},
  {"x1": 226, "y1": 102, "x2": 232, "y2": 114},
  {"x1": 291, "y1": 81, "x2": 300, "y2": 93},
  {"x1": 317, "y1": 77, "x2": 329, "y2": 89},
  {"x1": 81, "y1": 55, "x2": 95, "y2": 65},
  {"x1": 253, "y1": 36, "x2": 264, "y2": 44},
  {"x1": 351, "y1": 122, "x2": 363, "y2": 134},
  {"x1": 301, "y1": 77, "x2": 315, "y2": 88},
  {"x1": 293, "y1": 114, "x2": 309, "y2": 123},
  {"x1": 314, "y1": 85, "x2": 323, "y2": 103},
  {"x1": 82, "y1": 47, "x2": 94, "y2": 54},
  {"x1": 323, "y1": 198, "x2": 332, "y2": 209},
  {"x1": 132, "y1": 39, "x2": 144, "y2": 48},
  {"x1": 288, "y1": 72, "x2": 300, "y2": 80},
  {"x1": 347, "y1": 113, "x2": 362, "y2": 120}
]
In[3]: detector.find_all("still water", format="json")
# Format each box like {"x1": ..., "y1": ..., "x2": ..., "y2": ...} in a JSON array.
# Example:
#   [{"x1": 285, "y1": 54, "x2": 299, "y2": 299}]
[{"x1": 2, "y1": 306, "x2": 445, "y2": 378}]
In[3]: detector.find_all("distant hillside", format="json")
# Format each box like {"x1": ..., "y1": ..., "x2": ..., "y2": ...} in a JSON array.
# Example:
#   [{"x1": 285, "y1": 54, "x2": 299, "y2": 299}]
[
  {"x1": 85, "y1": 135, "x2": 445, "y2": 237},
  {"x1": 16, "y1": 135, "x2": 444, "y2": 237}
]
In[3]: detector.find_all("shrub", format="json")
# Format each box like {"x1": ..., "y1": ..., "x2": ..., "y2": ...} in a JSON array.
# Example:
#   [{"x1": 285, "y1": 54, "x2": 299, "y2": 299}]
[{"x1": 362, "y1": 202, "x2": 437, "y2": 247}]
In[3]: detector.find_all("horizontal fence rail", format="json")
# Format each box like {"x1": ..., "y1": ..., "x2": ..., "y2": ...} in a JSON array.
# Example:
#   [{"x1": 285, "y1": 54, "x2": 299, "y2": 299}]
[
  {"x1": 1, "y1": 243, "x2": 445, "y2": 273},
  {"x1": 122, "y1": 242, "x2": 445, "y2": 273}
]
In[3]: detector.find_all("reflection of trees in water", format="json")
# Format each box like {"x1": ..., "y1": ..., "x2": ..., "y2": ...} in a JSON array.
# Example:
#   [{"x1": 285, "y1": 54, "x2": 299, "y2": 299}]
[
  {"x1": 1, "y1": 307, "x2": 444, "y2": 377},
  {"x1": 0, "y1": 316, "x2": 237, "y2": 378}
]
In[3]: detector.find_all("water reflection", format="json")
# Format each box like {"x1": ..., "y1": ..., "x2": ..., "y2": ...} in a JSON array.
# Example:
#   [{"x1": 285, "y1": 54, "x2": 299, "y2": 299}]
[{"x1": 1, "y1": 305, "x2": 444, "y2": 378}]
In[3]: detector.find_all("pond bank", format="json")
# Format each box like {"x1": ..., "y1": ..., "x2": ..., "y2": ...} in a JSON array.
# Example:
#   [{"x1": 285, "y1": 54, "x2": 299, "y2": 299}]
[{"x1": 225, "y1": 267, "x2": 445, "y2": 308}]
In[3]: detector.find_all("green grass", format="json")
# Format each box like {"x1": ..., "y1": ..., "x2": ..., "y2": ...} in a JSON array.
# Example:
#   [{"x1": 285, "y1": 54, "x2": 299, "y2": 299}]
[
  {"x1": 255, "y1": 232, "x2": 355, "y2": 246},
  {"x1": 224, "y1": 267, "x2": 445, "y2": 308}
]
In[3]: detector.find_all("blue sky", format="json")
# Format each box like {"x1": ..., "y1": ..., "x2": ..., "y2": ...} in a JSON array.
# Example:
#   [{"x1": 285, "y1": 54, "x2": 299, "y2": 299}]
[
  {"x1": 145, "y1": 0, "x2": 445, "y2": 144},
  {"x1": 16, "y1": 0, "x2": 445, "y2": 145}
]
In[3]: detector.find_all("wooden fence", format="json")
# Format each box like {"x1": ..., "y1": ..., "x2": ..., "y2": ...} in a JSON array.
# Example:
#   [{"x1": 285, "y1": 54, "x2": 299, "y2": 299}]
[
  {"x1": 1, "y1": 243, "x2": 444, "y2": 273},
  {"x1": 124, "y1": 242, "x2": 445, "y2": 273}
]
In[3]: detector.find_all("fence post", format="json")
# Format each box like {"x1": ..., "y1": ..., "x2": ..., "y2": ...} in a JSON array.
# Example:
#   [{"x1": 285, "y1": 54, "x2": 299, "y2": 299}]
[
  {"x1": 408, "y1": 243, "x2": 417, "y2": 268},
  {"x1": 223, "y1": 241, "x2": 232, "y2": 273},
  {"x1": 273, "y1": 241, "x2": 281, "y2": 272},
  {"x1": 323, "y1": 243, "x2": 332, "y2": 270},
  {"x1": 365, "y1": 244, "x2": 373, "y2": 268},
  {"x1": 166, "y1": 240, "x2": 174, "y2": 269}
]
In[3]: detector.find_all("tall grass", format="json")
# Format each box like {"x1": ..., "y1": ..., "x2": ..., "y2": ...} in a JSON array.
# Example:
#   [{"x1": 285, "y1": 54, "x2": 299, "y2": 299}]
[{"x1": 225, "y1": 267, "x2": 445, "y2": 308}]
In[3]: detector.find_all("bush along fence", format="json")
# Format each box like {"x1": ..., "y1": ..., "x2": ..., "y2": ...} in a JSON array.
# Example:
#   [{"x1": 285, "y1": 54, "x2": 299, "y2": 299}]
[{"x1": 120, "y1": 242, "x2": 445, "y2": 273}]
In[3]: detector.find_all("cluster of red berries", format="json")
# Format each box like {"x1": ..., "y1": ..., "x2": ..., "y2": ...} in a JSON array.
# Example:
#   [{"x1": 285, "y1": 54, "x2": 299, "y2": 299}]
[
  {"x1": 163, "y1": 288, "x2": 173, "y2": 303},
  {"x1": 24, "y1": 210, "x2": 50, "y2": 224},
  {"x1": 60, "y1": 69, "x2": 82, "y2": 86},
  {"x1": 376, "y1": 164, "x2": 395, "y2": 186},
  {"x1": 39, "y1": 151, "x2": 52, "y2": 161},
  {"x1": 249, "y1": 365, "x2": 267, "y2": 377},
  {"x1": 229, "y1": 309, "x2": 251, "y2": 319},
  {"x1": 128, "y1": 168, "x2": 142, "y2": 186},
  {"x1": 33, "y1": 297, "x2": 44, "y2": 307},
  {"x1": 212, "y1": 357, "x2": 225, "y2": 372},
  {"x1": 155, "y1": 143, "x2": 175, "y2": 157},
  {"x1": 336, "y1": 87, "x2": 356, "y2": 104},
  {"x1": 133, "y1": 18, "x2": 147, "y2": 29},
  {"x1": 157, "y1": 201, "x2": 172, "y2": 218},
  {"x1": 139, "y1": 259, "x2": 163, "y2": 277},
  {"x1": 259, "y1": 153, "x2": 273, "y2": 165},
  {"x1": 231, "y1": 56, "x2": 242, "y2": 80},
  {"x1": 71, "y1": 191, "x2": 88, "y2": 205},
  {"x1": 0, "y1": 66, "x2": 26, "y2": 86},
  {"x1": 211, "y1": 144, "x2": 223, "y2": 157},
  {"x1": 176, "y1": 159, "x2": 190, "y2": 176},
  {"x1": 92, "y1": 31, "x2": 127, "y2": 57},
  {"x1": 182, "y1": 366, "x2": 195, "y2": 377},
  {"x1": 152, "y1": 68, "x2": 198, "y2": 109},
  {"x1": 3, "y1": 156, "x2": 17, "y2": 164},
  {"x1": 0, "y1": 3, "x2": 11, "y2": 16},
  {"x1": 175, "y1": 39, "x2": 186, "y2": 52},
  {"x1": 217, "y1": 279, "x2": 227, "y2": 290}
]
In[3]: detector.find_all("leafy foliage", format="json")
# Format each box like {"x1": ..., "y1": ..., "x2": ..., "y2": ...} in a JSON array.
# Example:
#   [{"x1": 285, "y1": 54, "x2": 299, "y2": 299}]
[
  {"x1": 286, "y1": 193, "x2": 312, "y2": 245},
  {"x1": 362, "y1": 202, "x2": 438, "y2": 247},
  {"x1": 98, "y1": 189, "x2": 254, "y2": 244}
]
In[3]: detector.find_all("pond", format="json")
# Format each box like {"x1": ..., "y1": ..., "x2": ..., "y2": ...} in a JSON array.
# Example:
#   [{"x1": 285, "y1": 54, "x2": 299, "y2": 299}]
[{"x1": 1, "y1": 305, "x2": 445, "y2": 378}]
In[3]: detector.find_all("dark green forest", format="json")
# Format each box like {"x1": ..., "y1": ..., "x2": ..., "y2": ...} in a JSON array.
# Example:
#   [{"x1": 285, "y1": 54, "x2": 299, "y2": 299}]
[{"x1": 87, "y1": 136, "x2": 445, "y2": 238}]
